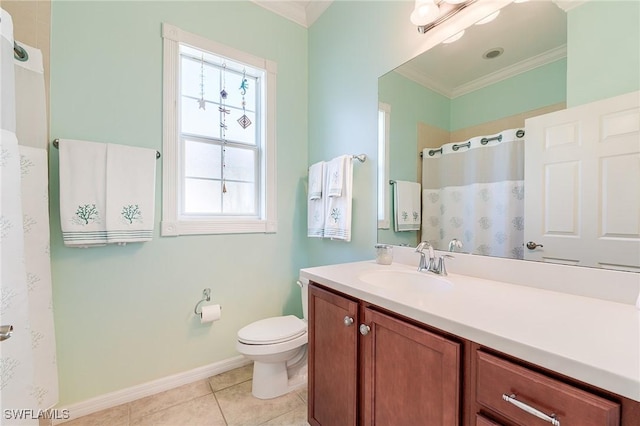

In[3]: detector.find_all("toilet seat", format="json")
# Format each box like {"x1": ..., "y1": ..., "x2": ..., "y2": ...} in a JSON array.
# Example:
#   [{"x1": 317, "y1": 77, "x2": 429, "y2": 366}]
[{"x1": 237, "y1": 315, "x2": 307, "y2": 345}]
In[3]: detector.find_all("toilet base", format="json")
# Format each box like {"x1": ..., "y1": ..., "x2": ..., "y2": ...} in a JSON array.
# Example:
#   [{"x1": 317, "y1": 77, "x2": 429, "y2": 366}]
[{"x1": 251, "y1": 359, "x2": 307, "y2": 400}]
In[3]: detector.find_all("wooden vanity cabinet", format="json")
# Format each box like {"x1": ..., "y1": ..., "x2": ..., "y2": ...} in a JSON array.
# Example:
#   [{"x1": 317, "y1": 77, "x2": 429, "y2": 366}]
[
  {"x1": 308, "y1": 282, "x2": 640, "y2": 426},
  {"x1": 308, "y1": 283, "x2": 461, "y2": 426}
]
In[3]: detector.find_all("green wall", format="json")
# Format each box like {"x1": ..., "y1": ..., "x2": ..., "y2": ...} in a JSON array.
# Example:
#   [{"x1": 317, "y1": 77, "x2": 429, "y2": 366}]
[
  {"x1": 567, "y1": 0, "x2": 640, "y2": 107},
  {"x1": 50, "y1": 1, "x2": 308, "y2": 405},
  {"x1": 49, "y1": 0, "x2": 639, "y2": 407},
  {"x1": 450, "y1": 58, "x2": 567, "y2": 130}
]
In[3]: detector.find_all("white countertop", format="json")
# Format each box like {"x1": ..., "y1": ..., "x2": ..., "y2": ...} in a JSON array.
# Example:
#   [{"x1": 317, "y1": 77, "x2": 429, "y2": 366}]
[{"x1": 300, "y1": 260, "x2": 640, "y2": 402}]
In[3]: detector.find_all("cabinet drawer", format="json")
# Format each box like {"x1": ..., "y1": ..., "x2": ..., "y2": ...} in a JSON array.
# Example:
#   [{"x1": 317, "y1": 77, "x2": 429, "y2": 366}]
[
  {"x1": 476, "y1": 414, "x2": 503, "y2": 426},
  {"x1": 476, "y1": 351, "x2": 620, "y2": 426}
]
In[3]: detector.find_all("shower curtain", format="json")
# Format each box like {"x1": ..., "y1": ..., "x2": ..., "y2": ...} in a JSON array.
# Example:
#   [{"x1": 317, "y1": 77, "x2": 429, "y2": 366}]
[
  {"x1": 421, "y1": 128, "x2": 525, "y2": 259},
  {"x1": 1, "y1": 9, "x2": 58, "y2": 421}
]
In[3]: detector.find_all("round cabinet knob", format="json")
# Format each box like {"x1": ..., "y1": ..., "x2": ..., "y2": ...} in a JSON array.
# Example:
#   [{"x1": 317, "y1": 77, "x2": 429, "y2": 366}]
[
  {"x1": 526, "y1": 241, "x2": 544, "y2": 250},
  {"x1": 359, "y1": 324, "x2": 371, "y2": 336},
  {"x1": 343, "y1": 316, "x2": 354, "y2": 327}
]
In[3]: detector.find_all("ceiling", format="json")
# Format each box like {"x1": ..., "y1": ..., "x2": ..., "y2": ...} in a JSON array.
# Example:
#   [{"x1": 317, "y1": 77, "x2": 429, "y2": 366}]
[
  {"x1": 393, "y1": 1, "x2": 568, "y2": 98},
  {"x1": 251, "y1": 0, "x2": 334, "y2": 27}
]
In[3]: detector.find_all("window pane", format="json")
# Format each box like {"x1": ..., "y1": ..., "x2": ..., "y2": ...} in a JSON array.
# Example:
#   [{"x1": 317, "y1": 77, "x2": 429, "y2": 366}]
[
  {"x1": 181, "y1": 57, "x2": 221, "y2": 102},
  {"x1": 225, "y1": 109, "x2": 256, "y2": 145},
  {"x1": 223, "y1": 181, "x2": 256, "y2": 214},
  {"x1": 184, "y1": 140, "x2": 221, "y2": 179},
  {"x1": 223, "y1": 72, "x2": 256, "y2": 111},
  {"x1": 224, "y1": 146, "x2": 255, "y2": 182},
  {"x1": 181, "y1": 96, "x2": 220, "y2": 138},
  {"x1": 184, "y1": 178, "x2": 221, "y2": 214}
]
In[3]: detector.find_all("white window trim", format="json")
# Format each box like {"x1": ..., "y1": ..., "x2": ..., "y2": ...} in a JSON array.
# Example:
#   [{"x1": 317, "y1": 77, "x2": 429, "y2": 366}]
[
  {"x1": 378, "y1": 102, "x2": 391, "y2": 230},
  {"x1": 161, "y1": 23, "x2": 277, "y2": 236}
]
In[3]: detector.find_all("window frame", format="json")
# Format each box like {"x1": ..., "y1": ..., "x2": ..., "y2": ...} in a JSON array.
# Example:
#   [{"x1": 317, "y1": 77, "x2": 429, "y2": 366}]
[
  {"x1": 378, "y1": 102, "x2": 391, "y2": 229},
  {"x1": 161, "y1": 23, "x2": 277, "y2": 236}
]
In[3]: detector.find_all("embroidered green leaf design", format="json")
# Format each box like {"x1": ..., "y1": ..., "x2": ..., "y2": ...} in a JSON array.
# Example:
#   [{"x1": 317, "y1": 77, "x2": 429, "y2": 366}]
[
  {"x1": 121, "y1": 204, "x2": 142, "y2": 224},
  {"x1": 75, "y1": 204, "x2": 99, "y2": 225}
]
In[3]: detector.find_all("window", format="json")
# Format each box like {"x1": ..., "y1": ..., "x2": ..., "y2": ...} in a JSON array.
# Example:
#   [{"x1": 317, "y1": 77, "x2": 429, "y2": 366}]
[
  {"x1": 378, "y1": 102, "x2": 391, "y2": 229},
  {"x1": 161, "y1": 24, "x2": 277, "y2": 236}
]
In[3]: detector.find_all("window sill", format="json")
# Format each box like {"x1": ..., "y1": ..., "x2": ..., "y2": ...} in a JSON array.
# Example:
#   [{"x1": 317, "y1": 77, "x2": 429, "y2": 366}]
[{"x1": 161, "y1": 219, "x2": 277, "y2": 236}]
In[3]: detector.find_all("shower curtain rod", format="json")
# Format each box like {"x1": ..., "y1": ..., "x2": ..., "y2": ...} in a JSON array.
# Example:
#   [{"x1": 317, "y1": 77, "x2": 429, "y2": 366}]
[
  {"x1": 52, "y1": 139, "x2": 161, "y2": 159},
  {"x1": 418, "y1": 129, "x2": 525, "y2": 158}
]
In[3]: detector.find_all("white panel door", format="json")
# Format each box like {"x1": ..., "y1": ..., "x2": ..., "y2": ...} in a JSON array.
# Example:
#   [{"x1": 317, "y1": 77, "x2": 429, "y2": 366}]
[{"x1": 525, "y1": 91, "x2": 640, "y2": 271}]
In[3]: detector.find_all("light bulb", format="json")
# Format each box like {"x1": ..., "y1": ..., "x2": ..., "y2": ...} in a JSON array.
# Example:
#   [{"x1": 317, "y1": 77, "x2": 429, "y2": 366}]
[{"x1": 410, "y1": 0, "x2": 440, "y2": 26}]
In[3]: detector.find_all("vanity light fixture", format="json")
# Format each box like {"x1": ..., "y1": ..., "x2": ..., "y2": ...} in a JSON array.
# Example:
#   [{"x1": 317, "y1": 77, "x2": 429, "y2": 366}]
[
  {"x1": 475, "y1": 10, "x2": 500, "y2": 25},
  {"x1": 442, "y1": 30, "x2": 465, "y2": 44},
  {"x1": 411, "y1": 0, "x2": 477, "y2": 34}
]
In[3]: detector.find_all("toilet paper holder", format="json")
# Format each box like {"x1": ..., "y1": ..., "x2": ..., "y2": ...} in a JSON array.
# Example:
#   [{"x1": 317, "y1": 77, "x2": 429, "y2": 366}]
[{"x1": 194, "y1": 288, "x2": 217, "y2": 315}]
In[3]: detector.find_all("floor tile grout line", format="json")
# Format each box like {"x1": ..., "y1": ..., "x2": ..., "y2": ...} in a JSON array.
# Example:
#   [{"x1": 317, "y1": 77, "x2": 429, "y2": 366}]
[
  {"x1": 128, "y1": 381, "x2": 214, "y2": 422},
  {"x1": 211, "y1": 389, "x2": 229, "y2": 426}
]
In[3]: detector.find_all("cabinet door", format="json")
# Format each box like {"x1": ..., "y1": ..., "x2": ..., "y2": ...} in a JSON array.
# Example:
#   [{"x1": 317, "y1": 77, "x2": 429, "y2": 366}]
[
  {"x1": 476, "y1": 414, "x2": 503, "y2": 426},
  {"x1": 361, "y1": 307, "x2": 460, "y2": 426},
  {"x1": 308, "y1": 284, "x2": 359, "y2": 426}
]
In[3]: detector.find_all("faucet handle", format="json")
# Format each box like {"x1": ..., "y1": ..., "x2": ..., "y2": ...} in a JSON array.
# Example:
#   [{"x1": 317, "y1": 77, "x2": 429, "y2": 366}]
[{"x1": 437, "y1": 254, "x2": 454, "y2": 276}]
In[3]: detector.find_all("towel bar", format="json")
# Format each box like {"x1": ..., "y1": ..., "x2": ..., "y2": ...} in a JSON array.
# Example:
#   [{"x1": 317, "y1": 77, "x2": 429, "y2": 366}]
[{"x1": 52, "y1": 139, "x2": 161, "y2": 159}]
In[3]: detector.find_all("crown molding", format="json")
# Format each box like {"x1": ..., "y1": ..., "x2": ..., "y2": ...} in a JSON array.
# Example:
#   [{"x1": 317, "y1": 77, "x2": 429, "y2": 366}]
[
  {"x1": 553, "y1": 0, "x2": 588, "y2": 12},
  {"x1": 452, "y1": 44, "x2": 567, "y2": 98},
  {"x1": 251, "y1": 1, "x2": 333, "y2": 28},
  {"x1": 397, "y1": 44, "x2": 568, "y2": 100}
]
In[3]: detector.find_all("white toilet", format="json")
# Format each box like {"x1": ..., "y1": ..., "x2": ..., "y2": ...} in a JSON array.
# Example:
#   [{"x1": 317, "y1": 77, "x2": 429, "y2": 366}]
[{"x1": 236, "y1": 280, "x2": 308, "y2": 399}]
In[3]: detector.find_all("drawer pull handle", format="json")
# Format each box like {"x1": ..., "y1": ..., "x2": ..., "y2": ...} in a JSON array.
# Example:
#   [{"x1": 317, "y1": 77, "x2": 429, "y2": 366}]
[{"x1": 502, "y1": 393, "x2": 560, "y2": 426}]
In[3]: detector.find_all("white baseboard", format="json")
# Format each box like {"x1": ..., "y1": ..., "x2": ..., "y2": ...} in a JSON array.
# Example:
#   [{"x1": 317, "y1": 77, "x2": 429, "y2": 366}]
[{"x1": 54, "y1": 356, "x2": 251, "y2": 424}]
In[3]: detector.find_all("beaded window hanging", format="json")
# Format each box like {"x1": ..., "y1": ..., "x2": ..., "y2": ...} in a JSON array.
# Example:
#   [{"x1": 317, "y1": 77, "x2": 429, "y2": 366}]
[
  {"x1": 198, "y1": 55, "x2": 206, "y2": 110},
  {"x1": 219, "y1": 63, "x2": 230, "y2": 193},
  {"x1": 237, "y1": 69, "x2": 252, "y2": 129}
]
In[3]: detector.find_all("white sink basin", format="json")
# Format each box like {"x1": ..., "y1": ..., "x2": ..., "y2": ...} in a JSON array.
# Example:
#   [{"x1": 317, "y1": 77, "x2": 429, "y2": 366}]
[{"x1": 358, "y1": 269, "x2": 451, "y2": 293}]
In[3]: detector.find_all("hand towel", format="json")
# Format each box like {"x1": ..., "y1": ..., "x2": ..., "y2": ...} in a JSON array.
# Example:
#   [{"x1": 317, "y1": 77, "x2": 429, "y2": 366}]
[
  {"x1": 105, "y1": 143, "x2": 157, "y2": 243},
  {"x1": 58, "y1": 139, "x2": 108, "y2": 246},
  {"x1": 324, "y1": 156, "x2": 353, "y2": 241},
  {"x1": 308, "y1": 161, "x2": 326, "y2": 238},
  {"x1": 308, "y1": 161, "x2": 324, "y2": 200},
  {"x1": 394, "y1": 180, "x2": 421, "y2": 232},
  {"x1": 326, "y1": 155, "x2": 348, "y2": 197}
]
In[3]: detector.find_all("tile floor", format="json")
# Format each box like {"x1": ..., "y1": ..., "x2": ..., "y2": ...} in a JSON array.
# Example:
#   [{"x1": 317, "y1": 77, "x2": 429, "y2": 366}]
[{"x1": 59, "y1": 365, "x2": 309, "y2": 426}]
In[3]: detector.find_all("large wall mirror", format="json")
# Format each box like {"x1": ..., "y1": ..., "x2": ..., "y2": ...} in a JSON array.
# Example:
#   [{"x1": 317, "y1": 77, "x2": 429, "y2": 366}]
[{"x1": 377, "y1": 0, "x2": 640, "y2": 272}]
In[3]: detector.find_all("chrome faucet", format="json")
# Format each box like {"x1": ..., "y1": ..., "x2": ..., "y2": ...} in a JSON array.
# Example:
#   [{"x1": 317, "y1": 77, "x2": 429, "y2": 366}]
[
  {"x1": 415, "y1": 241, "x2": 452, "y2": 276},
  {"x1": 415, "y1": 241, "x2": 435, "y2": 272},
  {"x1": 448, "y1": 238, "x2": 462, "y2": 252}
]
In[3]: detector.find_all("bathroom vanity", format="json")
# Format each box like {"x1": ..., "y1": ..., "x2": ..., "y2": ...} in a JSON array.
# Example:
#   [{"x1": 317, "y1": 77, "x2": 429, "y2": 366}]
[{"x1": 300, "y1": 251, "x2": 640, "y2": 426}]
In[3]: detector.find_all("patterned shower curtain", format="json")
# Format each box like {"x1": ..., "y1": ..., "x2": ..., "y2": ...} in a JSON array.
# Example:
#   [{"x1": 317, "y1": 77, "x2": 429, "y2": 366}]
[
  {"x1": 1, "y1": 9, "x2": 58, "y2": 424},
  {"x1": 421, "y1": 128, "x2": 525, "y2": 259}
]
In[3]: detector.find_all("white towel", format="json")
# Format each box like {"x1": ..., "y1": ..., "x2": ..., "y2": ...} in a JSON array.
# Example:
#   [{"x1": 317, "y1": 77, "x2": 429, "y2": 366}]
[
  {"x1": 308, "y1": 161, "x2": 324, "y2": 200},
  {"x1": 326, "y1": 155, "x2": 348, "y2": 197},
  {"x1": 394, "y1": 180, "x2": 421, "y2": 232},
  {"x1": 324, "y1": 156, "x2": 353, "y2": 241},
  {"x1": 105, "y1": 143, "x2": 157, "y2": 243},
  {"x1": 308, "y1": 161, "x2": 326, "y2": 238},
  {"x1": 58, "y1": 139, "x2": 108, "y2": 246}
]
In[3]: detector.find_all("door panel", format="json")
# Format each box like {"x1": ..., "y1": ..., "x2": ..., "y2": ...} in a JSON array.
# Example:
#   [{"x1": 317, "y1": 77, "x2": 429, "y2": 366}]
[{"x1": 525, "y1": 91, "x2": 640, "y2": 271}]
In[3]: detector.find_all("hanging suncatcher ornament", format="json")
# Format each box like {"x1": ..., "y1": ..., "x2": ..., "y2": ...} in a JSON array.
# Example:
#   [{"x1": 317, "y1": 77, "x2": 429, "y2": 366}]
[
  {"x1": 237, "y1": 69, "x2": 252, "y2": 129},
  {"x1": 219, "y1": 63, "x2": 230, "y2": 193},
  {"x1": 198, "y1": 55, "x2": 206, "y2": 110}
]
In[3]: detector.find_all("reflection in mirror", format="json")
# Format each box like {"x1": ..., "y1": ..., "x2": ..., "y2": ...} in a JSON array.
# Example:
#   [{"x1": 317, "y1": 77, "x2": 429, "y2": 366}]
[{"x1": 377, "y1": 0, "x2": 639, "y2": 271}]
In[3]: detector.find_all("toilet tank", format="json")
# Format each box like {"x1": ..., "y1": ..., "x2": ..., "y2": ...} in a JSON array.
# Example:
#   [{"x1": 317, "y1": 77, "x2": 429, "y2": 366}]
[{"x1": 298, "y1": 279, "x2": 308, "y2": 320}]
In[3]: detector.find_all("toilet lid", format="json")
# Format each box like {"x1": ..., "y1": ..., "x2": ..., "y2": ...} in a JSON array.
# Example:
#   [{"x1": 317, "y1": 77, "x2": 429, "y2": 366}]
[{"x1": 238, "y1": 315, "x2": 307, "y2": 345}]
